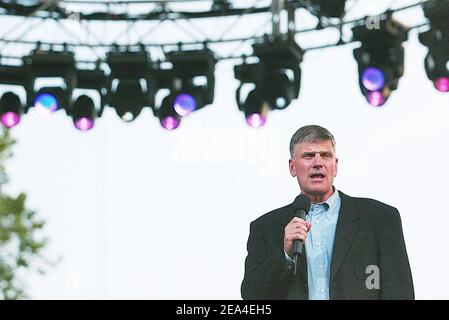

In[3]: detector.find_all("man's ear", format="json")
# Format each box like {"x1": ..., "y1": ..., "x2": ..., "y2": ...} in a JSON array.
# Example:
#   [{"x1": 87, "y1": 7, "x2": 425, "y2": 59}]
[
  {"x1": 334, "y1": 157, "x2": 338, "y2": 177},
  {"x1": 289, "y1": 159, "x2": 296, "y2": 177}
]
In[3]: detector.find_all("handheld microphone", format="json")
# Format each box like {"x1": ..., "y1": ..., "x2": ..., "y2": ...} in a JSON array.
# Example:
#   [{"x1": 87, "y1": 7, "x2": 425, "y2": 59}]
[{"x1": 291, "y1": 194, "x2": 311, "y2": 275}]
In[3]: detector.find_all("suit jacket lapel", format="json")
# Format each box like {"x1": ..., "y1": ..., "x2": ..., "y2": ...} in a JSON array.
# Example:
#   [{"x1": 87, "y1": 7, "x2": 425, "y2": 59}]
[{"x1": 330, "y1": 191, "x2": 359, "y2": 282}]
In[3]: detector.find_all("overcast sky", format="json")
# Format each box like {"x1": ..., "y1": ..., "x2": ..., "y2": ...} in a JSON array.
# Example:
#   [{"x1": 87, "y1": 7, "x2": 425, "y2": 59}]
[{"x1": 1, "y1": 0, "x2": 448, "y2": 299}]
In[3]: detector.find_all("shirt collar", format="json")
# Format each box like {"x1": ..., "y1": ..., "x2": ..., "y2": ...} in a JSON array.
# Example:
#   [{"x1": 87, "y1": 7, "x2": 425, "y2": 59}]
[{"x1": 309, "y1": 187, "x2": 340, "y2": 220}]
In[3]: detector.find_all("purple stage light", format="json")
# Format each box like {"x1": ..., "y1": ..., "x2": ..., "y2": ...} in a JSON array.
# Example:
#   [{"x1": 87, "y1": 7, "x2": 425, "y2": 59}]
[
  {"x1": 74, "y1": 117, "x2": 94, "y2": 131},
  {"x1": 0, "y1": 111, "x2": 20, "y2": 128},
  {"x1": 246, "y1": 113, "x2": 267, "y2": 128},
  {"x1": 174, "y1": 93, "x2": 196, "y2": 116},
  {"x1": 160, "y1": 116, "x2": 180, "y2": 130},
  {"x1": 366, "y1": 91, "x2": 386, "y2": 107},
  {"x1": 362, "y1": 67, "x2": 385, "y2": 91},
  {"x1": 34, "y1": 93, "x2": 58, "y2": 115},
  {"x1": 434, "y1": 77, "x2": 449, "y2": 92}
]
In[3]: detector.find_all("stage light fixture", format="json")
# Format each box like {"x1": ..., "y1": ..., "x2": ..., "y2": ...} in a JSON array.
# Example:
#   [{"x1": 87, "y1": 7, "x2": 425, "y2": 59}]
[
  {"x1": 242, "y1": 89, "x2": 269, "y2": 128},
  {"x1": 419, "y1": 0, "x2": 449, "y2": 93},
  {"x1": 24, "y1": 49, "x2": 76, "y2": 114},
  {"x1": 0, "y1": 92, "x2": 23, "y2": 128},
  {"x1": 109, "y1": 80, "x2": 147, "y2": 122},
  {"x1": 234, "y1": 37, "x2": 303, "y2": 127},
  {"x1": 107, "y1": 49, "x2": 155, "y2": 122},
  {"x1": 33, "y1": 87, "x2": 69, "y2": 115},
  {"x1": 71, "y1": 95, "x2": 96, "y2": 131},
  {"x1": 69, "y1": 67, "x2": 107, "y2": 130},
  {"x1": 158, "y1": 94, "x2": 181, "y2": 131},
  {"x1": 166, "y1": 48, "x2": 216, "y2": 117},
  {"x1": 352, "y1": 16, "x2": 409, "y2": 106},
  {"x1": 0, "y1": 65, "x2": 28, "y2": 124}
]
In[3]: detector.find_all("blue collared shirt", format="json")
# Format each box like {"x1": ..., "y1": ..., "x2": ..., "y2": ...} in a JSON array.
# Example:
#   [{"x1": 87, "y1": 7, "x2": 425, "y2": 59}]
[
  {"x1": 305, "y1": 189, "x2": 341, "y2": 300},
  {"x1": 285, "y1": 189, "x2": 341, "y2": 300}
]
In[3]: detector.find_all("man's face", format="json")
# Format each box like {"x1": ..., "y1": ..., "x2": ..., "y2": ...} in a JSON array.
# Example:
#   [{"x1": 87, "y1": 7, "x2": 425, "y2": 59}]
[{"x1": 289, "y1": 140, "x2": 338, "y2": 202}]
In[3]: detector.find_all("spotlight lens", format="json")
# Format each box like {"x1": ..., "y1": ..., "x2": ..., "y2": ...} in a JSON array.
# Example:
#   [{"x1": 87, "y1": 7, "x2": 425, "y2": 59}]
[
  {"x1": 174, "y1": 94, "x2": 196, "y2": 116},
  {"x1": 246, "y1": 113, "x2": 266, "y2": 128},
  {"x1": 34, "y1": 93, "x2": 58, "y2": 115},
  {"x1": 0, "y1": 111, "x2": 20, "y2": 128},
  {"x1": 74, "y1": 117, "x2": 94, "y2": 131},
  {"x1": 276, "y1": 97, "x2": 287, "y2": 109},
  {"x1": 362, "y1": 67, "x2": 385, "y2": 91},
  {"x1": 161, "y1": 116, "x2": 180, "y2": 130},
  {"x1": 434, "y1": 77, "x2": 449, "y2": 92},
  {"x1": 366, "y1": 91, "x2": 386, "y2": 107},
  {"x1": 121, "y1": 112, "x2": 135, "y2": 122}
]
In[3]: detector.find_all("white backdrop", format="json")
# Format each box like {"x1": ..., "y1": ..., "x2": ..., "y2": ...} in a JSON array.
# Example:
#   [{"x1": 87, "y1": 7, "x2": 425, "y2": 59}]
[{"x1": 2, "y1": 1, "x2": 449, "y2": 299}]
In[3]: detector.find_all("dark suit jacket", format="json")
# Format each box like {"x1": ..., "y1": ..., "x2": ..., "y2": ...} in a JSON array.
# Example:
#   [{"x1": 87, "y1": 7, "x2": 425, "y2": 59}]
[{"x1": 241, "y1": 191, "x2": 414, "y2": 300}]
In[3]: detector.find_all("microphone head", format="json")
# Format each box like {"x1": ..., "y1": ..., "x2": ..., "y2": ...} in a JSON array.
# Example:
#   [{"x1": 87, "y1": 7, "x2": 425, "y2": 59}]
[{"x1": 293, "y1": 193, "x2": 311, "y2": 215}]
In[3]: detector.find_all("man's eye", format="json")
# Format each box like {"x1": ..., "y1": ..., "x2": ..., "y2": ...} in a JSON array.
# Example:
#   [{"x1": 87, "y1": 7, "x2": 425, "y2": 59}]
[
  {"x1": 303, "y1": 154, "x2": 314, "y2": 159},
  {"x1": 322, "y1": 153, "x2": 332, "y2": 158}
]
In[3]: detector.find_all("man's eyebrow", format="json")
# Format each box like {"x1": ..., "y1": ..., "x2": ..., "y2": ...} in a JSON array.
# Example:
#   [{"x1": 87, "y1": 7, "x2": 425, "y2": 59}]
[
  {"x1": 301, "y1": 152, "x2": 316, "y2": 157},
  {"x1": 301, "y1": 151, "x2": 333, "y2": 156}
]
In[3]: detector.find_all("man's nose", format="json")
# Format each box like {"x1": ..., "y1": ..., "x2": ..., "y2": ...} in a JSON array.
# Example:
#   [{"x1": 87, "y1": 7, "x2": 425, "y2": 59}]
[{"x1": 312, "y1": 154, "x2": 324, "y2": 167}]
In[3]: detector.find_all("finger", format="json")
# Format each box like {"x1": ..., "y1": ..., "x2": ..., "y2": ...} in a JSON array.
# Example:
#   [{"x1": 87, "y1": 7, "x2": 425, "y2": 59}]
[
  {"x1": 290, "y1": 217, "x2": 307, "y2": 224},
  {"x1": 291, "y1": 233, "x2": 307, "y2": 242},
  {"x1": 290, "y1": 218, "x2": 308, "y2": 225},
  {"x1": 289, "y1": 223, "x2": 309, "y2": 233},
  {"x1": 286, "y1": 231, "x2": 308, "y2": 242}
]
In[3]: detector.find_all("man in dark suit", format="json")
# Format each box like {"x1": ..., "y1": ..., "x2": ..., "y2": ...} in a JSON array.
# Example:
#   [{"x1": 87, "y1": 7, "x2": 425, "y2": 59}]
[{"x1": 241, "y1": 125, "x2": 414, "y2": 300}]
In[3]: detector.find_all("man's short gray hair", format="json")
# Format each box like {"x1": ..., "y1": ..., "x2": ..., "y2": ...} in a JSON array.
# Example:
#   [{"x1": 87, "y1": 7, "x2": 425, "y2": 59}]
[{"x1": 289, "y1": 125, "x2": 336, "y2": 158}]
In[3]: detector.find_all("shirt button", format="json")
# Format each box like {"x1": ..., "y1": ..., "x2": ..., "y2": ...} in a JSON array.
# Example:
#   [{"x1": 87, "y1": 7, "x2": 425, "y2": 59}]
[{"x1": 320, "y1": 288, "x2": 325, "y2": 292}]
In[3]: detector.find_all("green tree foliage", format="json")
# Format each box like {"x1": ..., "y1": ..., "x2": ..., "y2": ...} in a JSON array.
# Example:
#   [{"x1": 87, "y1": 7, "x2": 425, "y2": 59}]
[{"x1": 0, "y1": 128, "x2": 48, "y2": 300}]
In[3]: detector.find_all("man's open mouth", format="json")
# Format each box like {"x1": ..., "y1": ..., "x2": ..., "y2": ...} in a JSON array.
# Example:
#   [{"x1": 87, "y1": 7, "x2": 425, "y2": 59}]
[{"x1": 310, "y1": 173, "x2": 325, "y2": 180}]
